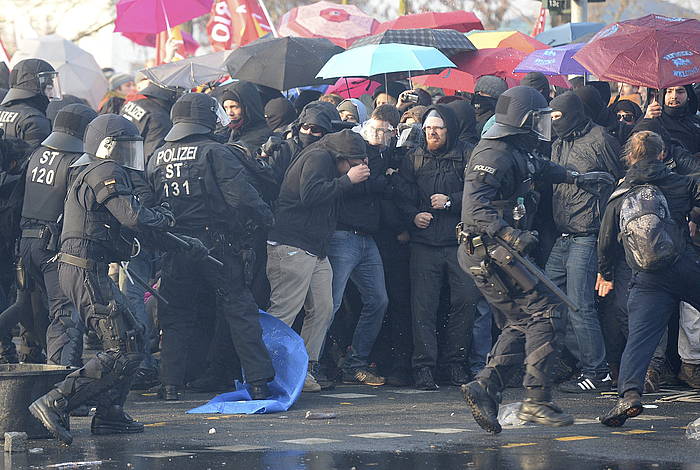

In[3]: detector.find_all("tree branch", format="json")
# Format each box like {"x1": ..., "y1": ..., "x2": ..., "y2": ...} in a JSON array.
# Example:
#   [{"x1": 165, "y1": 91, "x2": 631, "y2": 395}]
[{"x1": 71, "y1": 18, "x2": 115, "y2": 42}]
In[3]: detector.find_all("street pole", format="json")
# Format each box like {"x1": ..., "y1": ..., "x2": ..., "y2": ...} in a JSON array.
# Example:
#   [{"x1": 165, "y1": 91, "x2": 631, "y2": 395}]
[{"x1": 570, "y1": 0, "x2": 588, "y2": 22}]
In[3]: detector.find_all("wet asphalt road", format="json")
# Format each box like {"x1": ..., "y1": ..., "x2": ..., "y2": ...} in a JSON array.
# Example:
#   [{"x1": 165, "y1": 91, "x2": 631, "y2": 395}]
[{"x1": 2, "y1": 384, "x2": 700, "y2": 469}]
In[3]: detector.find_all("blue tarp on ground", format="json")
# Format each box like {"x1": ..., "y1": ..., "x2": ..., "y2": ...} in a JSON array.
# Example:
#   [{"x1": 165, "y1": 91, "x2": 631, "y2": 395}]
[{"x1": 187, "y1": 311, "x2": 308, "y2": 415}]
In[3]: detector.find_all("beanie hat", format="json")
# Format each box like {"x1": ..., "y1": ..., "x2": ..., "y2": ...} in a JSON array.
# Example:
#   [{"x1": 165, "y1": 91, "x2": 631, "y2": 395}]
[
  {"x1": 520, "y1": 72, "x2": 550, "y2": 98},
  {"x1": 109, "y1": 73, "x2": 134, "y2": 91},
  {"x1": 474, "y1": 75, "x2": 508, "y2": 98}
]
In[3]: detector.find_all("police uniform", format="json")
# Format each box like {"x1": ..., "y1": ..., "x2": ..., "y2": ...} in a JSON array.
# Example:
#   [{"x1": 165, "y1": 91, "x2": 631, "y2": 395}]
[
  {"x1": 29, "y1": 114, "x2": 177, "y2": 446},
  {"x1": 146, "y1": 93, "x2": 275, "y2": 399},
  {"x1": 9, "y1": 104, "x2": 98, "y2": 367},
  {"x1": 120, "y1": 84, "x2": 176, "y2": 160}
]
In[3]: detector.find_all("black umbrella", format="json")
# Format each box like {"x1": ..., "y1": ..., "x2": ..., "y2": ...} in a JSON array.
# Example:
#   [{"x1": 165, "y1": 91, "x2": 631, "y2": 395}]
[
  {"x1": 225, "y1": 36, "x2": 343, "y2": 91},
  {"x1": 349, "y1": 28, "x2": 476, "y2": 57}
]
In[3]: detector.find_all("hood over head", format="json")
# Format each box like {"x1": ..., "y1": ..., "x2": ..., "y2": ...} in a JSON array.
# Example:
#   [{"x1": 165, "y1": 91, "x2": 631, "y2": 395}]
[
  {"x1": 219, "y1": 80, "x2": 266, "y2": 130},
  {"x1": 588, "y1": 81, "x2": 611, "y2": 106},
  {"x1": 520, "y1": 72, "x2": 551, "y2": 101},
  {"x1": 550, "y1": 92, "x2": 589, "y2": 139},
  {"x1": 264, "y1": 97, "x2": 297, "y2": 132},
  {"x1": 446, "y1": 99, "x2": 477, "y2": 141},
  {"x1": 662, "y1": 84, "x2": 699, "y2": 117},
  {"x1": 573, "y1": 85, "x2": 610, "y2": 126},
  {"x1": 337, "y1": 98, "x2": 368, "y2": 123},
  {"x1": 294, "y1": 89, "x2": 323, "y2": 114},
  {"x1": 294, "y1": 100, "x2": 340, "y2": 135},
  {"x1": 320, "y1": 128, "x2": 367, "y2": 160},
  {"x1": 611, "y1": 98, "x2": 643, "y2": 122}
]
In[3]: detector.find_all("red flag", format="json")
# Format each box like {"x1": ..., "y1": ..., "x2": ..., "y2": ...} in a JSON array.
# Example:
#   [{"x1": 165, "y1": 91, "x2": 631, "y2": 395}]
[
  {"x1": 0, "y1": 36, "x2": 10, "y2": 66},
  {"x1": 207, "y1": 0, "x2": 273, "y2": 51},
  {"x1": 532, "y1": 7, "x2": 547, "y2": 37}
]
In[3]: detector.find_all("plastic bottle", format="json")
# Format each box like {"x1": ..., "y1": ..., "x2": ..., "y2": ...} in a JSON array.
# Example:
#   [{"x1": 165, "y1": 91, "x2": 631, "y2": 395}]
[
  {"x1": 686, "y1": 417, "x2": 700, "y2": 439},
  {"x1": 513, "y1": 197, "x2": 526, "y2": 226}
]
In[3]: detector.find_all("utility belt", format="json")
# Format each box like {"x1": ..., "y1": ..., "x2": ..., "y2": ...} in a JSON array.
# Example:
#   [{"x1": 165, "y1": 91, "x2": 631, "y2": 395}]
[
  {"x1": 22, "y1": 224, "x2": 60, "y2": 252},
  {"x1": 56, "y1": 252, "x2": 96, "y2": 270}
]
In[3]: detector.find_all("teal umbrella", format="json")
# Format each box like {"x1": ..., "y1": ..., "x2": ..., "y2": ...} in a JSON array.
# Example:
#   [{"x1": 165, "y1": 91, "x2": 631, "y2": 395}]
[{"x1": 316, "y1": 43, "x2": 455, "y2": 79}]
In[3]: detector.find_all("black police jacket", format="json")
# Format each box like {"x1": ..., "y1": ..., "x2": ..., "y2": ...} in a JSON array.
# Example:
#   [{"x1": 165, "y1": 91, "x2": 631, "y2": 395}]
[
  {"x1": 598, "y1": 159, "x2": 700, "y2": 281},
  {"x1": 147, "y1": 134, "x2": 273, "y2": 235},
  {"x1": 21, "y1": 146, "x2": 81, "y2": 228},
  {"x1": 550, "y1": 121, "x2": 624, "y2": 235},
  {"x1": 60, "y1": 159, "x2": 173, "y2": 262},
  {"x1": 0, "y1": 100, "x2": 51, "y2": 150},
  {"x1": 121, "y1": 97, "x2": 172, "y2": 161},
  {"x1": 461, "y1": 135, "x2": 570, "y2": 238}
]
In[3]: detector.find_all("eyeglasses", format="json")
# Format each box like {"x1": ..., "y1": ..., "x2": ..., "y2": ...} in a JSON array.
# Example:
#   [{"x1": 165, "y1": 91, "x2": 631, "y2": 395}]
[
  {"x1": 617, "y1": 112, "x2": 634, "y2": 123},
  {"x1": 301, "y1": 123, "x2": 325, "y2": 134}
]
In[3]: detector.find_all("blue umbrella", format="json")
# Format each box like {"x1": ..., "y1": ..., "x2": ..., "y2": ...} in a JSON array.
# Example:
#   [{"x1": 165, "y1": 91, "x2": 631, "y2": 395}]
[
  {"x1": 316, "y1": 43, "x2": 455, "y2": 79},
  {"x1": 514, "y1": 43, "x2": 588, "y2": 76},
  {"x1": 536, "y1": 22, "x2": 606, "y2": 47}
]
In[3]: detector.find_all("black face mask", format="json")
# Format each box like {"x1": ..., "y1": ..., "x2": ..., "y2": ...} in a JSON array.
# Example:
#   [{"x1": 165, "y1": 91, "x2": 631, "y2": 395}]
[
  {"x1": 550, "y1": 93, "x2": 588, "y2": 139},
  {"x1": 298, "y1": 132, "x2": 322, "y2": 148},
  {"x1": 471, "y1": 94, "x2": 497, "y2": 117},
  {"x1": 664, "y1": 102, "x2": 689, "y2": 118}
]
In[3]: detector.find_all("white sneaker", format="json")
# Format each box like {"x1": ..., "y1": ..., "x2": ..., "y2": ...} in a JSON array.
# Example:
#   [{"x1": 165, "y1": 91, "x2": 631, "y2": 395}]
[{"x1": 303, "y1": 372, "x2": 321, "y2": 392}]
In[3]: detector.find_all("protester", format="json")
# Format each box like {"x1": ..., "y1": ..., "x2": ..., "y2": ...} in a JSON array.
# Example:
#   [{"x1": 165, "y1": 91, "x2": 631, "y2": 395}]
[
  {"x1": 472, "y1": 75, "x2": 508, "y2": 136},
  {"x1": 264, "y1": 97, "x2": 297, "y2": 136},
  {"x1": 337, "y1": 98, "x2": 368, "y2": 123},
  {"x1": 98, "y1": 73, "x2": 136, "y2": 115},
  {"x1": 641, "y1": 85, "x2": 700, "y2": 154}
]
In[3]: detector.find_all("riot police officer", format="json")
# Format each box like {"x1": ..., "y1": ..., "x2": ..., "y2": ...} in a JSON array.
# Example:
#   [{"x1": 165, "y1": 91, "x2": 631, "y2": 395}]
[
  {"x1": 458, "y1": 86, "x2": 614, "y2": 433},
  {"x1": 0, "y1": 58, "x2": 59, "y2": 363},
  {"x1": 28, "y1": 114, "x2": 186, "y2": 445},
  {"x1": 120, "y1": 82, "x2": 176, "y2": 160},
  {"x1": 146, "y1": 93, "x2": 275, "y2": 401},
  {"x1": 0, "y1": 104, "x2": 97, "y2": 367}
]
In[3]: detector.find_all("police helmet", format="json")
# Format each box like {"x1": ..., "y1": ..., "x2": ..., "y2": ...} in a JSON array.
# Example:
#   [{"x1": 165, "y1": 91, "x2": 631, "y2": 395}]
[
  {"x1": 71, "y1": 114, "x2": 144, "y2": 170},
  {"x1": 42, "y1": 104, "x2": 98, "y2": 153},
  {"x1": 483, "y1": 86, "x2": 553, "y2": 141},
  {"x1": 141, "y1": 82, "x2": 179, "y2": 104},
  {"x1": 165, "y1": 92, "x2": 230, "y2": 142},
  {"x1": 1, "y1": 59, "x2": 62, "y2": 105}
]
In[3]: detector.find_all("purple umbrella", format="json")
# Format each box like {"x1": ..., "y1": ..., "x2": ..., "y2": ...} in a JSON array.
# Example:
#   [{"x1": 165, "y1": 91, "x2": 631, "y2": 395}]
[{"x1": 514, "y1": 43, "x2": 588, "y2": 76}]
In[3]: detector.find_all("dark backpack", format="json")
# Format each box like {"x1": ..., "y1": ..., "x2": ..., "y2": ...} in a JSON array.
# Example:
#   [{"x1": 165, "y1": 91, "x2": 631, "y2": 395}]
[{"x1": 617, "y1": 184, "x2": 680, "y2": 271}]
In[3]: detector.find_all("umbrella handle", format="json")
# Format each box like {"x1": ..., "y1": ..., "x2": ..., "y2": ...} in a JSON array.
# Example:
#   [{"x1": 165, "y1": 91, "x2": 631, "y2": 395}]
[{"x1": 160, "y1": 0, "x2": 172, "y2": 36}]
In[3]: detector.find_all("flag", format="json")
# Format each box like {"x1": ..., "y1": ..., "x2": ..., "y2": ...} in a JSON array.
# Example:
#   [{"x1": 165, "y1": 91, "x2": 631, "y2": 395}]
[
  {"x1": 207, "y1": 0, "x2": 274, "y2": 51},
  {"x1": 0, "y1": 36, "x2": 10, "y2": 66},
  {"x1": 532, "y1": 7, "x2": 547, "y2": 37}
]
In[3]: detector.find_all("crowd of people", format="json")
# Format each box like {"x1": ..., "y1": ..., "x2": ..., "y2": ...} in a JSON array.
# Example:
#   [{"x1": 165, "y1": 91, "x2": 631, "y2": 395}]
[{"x1": 0, "y1": 51, "x2": 699, "y2": 444}]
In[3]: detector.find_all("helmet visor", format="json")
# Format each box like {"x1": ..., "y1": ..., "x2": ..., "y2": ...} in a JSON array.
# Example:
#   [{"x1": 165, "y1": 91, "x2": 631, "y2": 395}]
[
  {"x1": 531, "y1": 108, "x2": 552, "y2": 141},
  {"x1": 213, "y1": 98, "x2": 231, "y2": 127},
  {"x1": 38, "y1": 71, "x2": 62, "y2": 101},
  {"x1": 95, "y1": 136, "x2": 145, "y2": 171}
]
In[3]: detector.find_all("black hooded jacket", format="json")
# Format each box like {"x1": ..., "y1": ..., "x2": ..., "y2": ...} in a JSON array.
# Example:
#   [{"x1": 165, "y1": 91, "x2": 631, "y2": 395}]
[
  {"x1": 220, "y1": 81, "x2": 272, "y2": 156},
  {"x1": 121, "y1": 96, "x2": 173, "y2": 161},
  {"x1": 397, "y1": 105, "x2": 471, "y2": 246},
  {"x1": 447, "y1": 99, "x2": 479, "y2": 149},
  {"x1": 549, "y1": 92, "x2": 624, "y2": 234},
  {"x1": 264, "y1": 98, "x2": 297, "y2": 135},
  {"x1": 598, "y1": 158, "x2": 700, "y2": 281},
  {"x1": 268, "y1": 129, "x2": 363, "y2": 257},
  {"x1": 655, "y1": 85, "x2": 700, "y2": 154}
]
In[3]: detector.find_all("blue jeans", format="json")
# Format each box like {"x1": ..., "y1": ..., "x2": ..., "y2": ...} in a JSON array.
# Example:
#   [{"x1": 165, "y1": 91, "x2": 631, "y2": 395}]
[
  {"x1": 124, "y1": 248, "x2": 157, "y2": 368},
  {"x1": 469, "y1": 297, "x2": 493, "y2": 377},
  {"x1": 545, "y1": 235, "x2": 608, "y2": 377},
  {"x1": 328, "y1": 231, "x2": 388, "y2": 372}
]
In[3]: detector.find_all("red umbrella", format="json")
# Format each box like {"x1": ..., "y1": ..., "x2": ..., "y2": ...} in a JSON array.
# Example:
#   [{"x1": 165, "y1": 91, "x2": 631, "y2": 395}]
[
  {"x1": 573, "y1": 14, "x2": 700, "y2": 89},
  {"x1": 114, "y1": 0, "x2": 213, "y2": 34},
  {"x1": 277, "y1": 1, "x2": 379, "y2": 48},
  {"x1": 413, "y1": 48, "x2": 569, "y2": 92},
  {"x1": 325, "y1": 78, "x2": 381, "y2": 99},
  {"x1": 378, "y1": 11, "x2": 483, "y2": 33}
]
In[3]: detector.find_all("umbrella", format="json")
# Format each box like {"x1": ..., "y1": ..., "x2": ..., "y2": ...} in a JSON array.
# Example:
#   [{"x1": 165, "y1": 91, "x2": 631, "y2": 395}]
[
  {"x1": 349, "y1": 28, "x2": 476, "y2": 57},
  {"x1": 514, "y1": 44, "x2": 588, "y2": 76},
  {"x1": 11, "y1": 34, "x2": 108, "y2": 108},
  {"x1": 316, "y1": 43, "x2": 455, "y2": 79},
  {"x1": 536, "y1": 22, "x2": 605, "y2": 47},
  {"x1": 140, "y1": 50, "x2": 232, "y2": 89},
  {"x1": 226, "y1": 36, "x2": 343, "y2": 90},
  {"x1": 277, "y1": 1, "x2": 379, "y2": 48},
  {"x1": 377, "y1": 11, "x2": 483, "y2": 33},
  {"x1": 573, "y1": 14, "x2": 700, "y2": 89},
  {"x1": 114, "y1": 0, "x2": 212, "y2": 34},
  {"x1": 325, "y1": 78, "x2": 381, "y2": 99},
  {"x1": 467, "y1": 30, "x2": 549, "y2": 54},
  {"x1": 412, "y1": 47, "x2": 570, "y2": 92}
]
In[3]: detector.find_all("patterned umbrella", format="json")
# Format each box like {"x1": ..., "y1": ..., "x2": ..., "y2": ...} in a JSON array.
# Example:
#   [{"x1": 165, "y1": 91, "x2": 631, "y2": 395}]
[
  {"x1": 467, "y1": 30, "x2": 548, "y2": 54},
  {"x1": 573, "y1": 14, "x2": 700, "y2": 89},
  {"x1": 277, "y1": 1, "x2": 379, "y2": 48},
  {"x1": 514, "y1": 44, "x2": 588, "y2": 76},
  {"x1": 378, "y1": 11, "x2": 483, "y2": 33},
  {"x1": 349, "y1": 28, "x2": 476, "y2": 57}
]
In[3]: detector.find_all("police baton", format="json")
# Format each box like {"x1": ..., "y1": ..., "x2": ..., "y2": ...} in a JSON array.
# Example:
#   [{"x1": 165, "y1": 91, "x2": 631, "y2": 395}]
[
  {"x1": 165, "y1": 232, "x2": 225, "y2": 269},
  {"x1": 492, "y1": 237, "x2": 580, "y2": 312},
  {"x1": 120, "y1": 262, "x2": 169, "y2": 306}
]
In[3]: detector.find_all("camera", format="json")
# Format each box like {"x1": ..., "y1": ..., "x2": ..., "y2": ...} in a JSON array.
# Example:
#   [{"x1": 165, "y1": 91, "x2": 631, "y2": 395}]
[{"x1": 403, "y1": 92, "x2": 419, "y2": 104}]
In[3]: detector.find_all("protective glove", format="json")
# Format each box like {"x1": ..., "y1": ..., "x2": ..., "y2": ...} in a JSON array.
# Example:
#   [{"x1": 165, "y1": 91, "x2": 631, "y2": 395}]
[
  {"x1": 570, "y1": 171, "x2": 616, "y2": 196},
  {"x1": 260, "y1": 135, "x2": 282, "y2": 157},
  {"x1": 498, "y1": 226, "x2": 539, "y2": 255},
  {"x1": 178, "y1": 235, "x2": 209, "y2": 261},
  {"x1": 153, "y1": 203, "x2": 176, "y2": 228}
]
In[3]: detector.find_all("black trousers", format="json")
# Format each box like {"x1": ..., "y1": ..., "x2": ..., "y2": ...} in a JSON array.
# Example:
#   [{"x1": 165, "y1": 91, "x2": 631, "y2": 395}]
[
  {"x1": 458, "y1": 245, "x2": 563, "y2": 393},
  {"x1": 159, "y1": 241, "x2": 274, "y2": 387},
  {"x1": 410, "y1": 244, "x2": 477, "y2": 370},
  {"x1": 55, "y1": 261, "x2": 144, "y2": 410}
]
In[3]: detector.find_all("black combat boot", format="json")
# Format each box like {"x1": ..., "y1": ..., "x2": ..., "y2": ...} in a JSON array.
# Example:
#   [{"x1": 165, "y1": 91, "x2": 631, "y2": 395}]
[
  {"x1": 517, "y1": 387, "x2": 574, "y2": 427},
  {"x1": 157, "y1": 384, "x2": 181, "y2": 401},
  {"x1": 461, "y1": 380, "x2": 502, "y2": 434},
  {"x1": 249, "y1": 381, "x2": 271, "y2": 400},
  {"x1": 601, "y1": 390, "x2": 643, "y2": 427},
  {"x1": 91, "y1": 405, "x2": 144, "y2": 435},
  {"x1": 29, "y1": 389, "x2": 73, "y2": 445}
]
